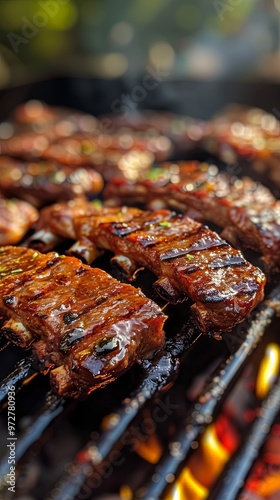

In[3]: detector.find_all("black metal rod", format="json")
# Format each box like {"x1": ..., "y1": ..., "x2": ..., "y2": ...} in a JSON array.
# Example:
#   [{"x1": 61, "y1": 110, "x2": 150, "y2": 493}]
[
  {"x1": 136, "y1": 285, "x2": 280, "y2": 500},
  {"x1": 211, "y1": 376, "x2": 280, "y2": 500},
  {"x1": 48, "y1": 327, "x2": 198, "y2": 500},
  {"x1": 0, "y1": 335, "x2": 9, "y2": 352},
  {"x1": 0, "y1": 392, "x2": 65, "y2": 481},
  {"x1": 0, "y1": 357, "x2": 34, "y2": 405}
]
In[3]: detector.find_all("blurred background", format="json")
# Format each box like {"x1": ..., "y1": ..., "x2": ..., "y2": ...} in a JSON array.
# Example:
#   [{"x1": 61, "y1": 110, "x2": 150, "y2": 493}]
[{"x1": 0, "y1": 0, "x2": 280, "y2": 117}]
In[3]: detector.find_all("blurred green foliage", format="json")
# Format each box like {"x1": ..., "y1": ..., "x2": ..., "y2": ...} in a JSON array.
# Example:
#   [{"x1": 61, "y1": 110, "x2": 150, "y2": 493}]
[{"x1": 0, "y1": 0, "x2": 277, "y2": 85}]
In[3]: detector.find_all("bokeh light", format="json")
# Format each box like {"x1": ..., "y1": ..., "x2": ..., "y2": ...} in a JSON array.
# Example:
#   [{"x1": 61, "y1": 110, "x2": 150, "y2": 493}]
[
  {"x1": 98, "y1": 53, "x2": 128, "y2": 78},
  {"x1": 110, "y1": 22, "x2": 134, "y2": 46},
  {"x1": 149, "y1": 41, "x2": 175, "y2": 72},
  {"x1": 0, "y1": 0, "x2": 278, "y2": 84}
]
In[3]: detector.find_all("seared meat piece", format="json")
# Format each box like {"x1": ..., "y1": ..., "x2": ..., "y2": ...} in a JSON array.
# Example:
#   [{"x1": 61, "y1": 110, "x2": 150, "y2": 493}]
[
  {"x1": 104, "y1": 161, "x2": 280, "y2": 268},
  {"x1": 0, "y1": 100, "x2": 100, "y2": 159},
  {"x1": 0, "y1": 156, "x2": 103, "y2": 207},
  {"x1": 1, "y1": 101, "x2": 171, "y2": 179},
  {"x1": 30, "y1": 204, "x2": 265, "y2": 337},
  {"x1": 42, "y1": 132, "x2": 172, "y2": 165},
  {"x1": 204, "y1": 104, "x2": 280, "y2": 188},
  {"x1": 0, "y1": 246, "x2": 166, "y2": 397},
  {"x1": 42, "y1": 137, "x2": 155, "y2": 181},
  {"x1": 76, "y1": 210, "x2": 265, "y2": 337},
  {"x1": 0, "y1": 131, "x2": 52, "y2": 159},
  {"x1": 33, "y1": 197, "x2": 96, "y2": 242},
  {"x1": 12, "y1": 99, "x2": 99, "y2": 135},
  {"x1": 0, "y1": 197, "x2": 38, "y2": 245},
  {"x1": 101, "y1": 110, "x2": 209, "y2": 152},
  {"x1": 30, "y1": 198, "x2": 141, "y2": 257}
]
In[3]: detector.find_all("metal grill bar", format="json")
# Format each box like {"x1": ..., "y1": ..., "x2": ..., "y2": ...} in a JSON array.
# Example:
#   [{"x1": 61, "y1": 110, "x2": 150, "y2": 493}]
[
  {"x1": 0, "y1": 357, "x2": 34, "y2": 405},
  {"x1": 47, "y1": 326, "x2": 198, "y2": 500},
  {"x1": 136, "y1": 284, "x2": 280, "y2": 499},
  {"x1": 0, "y1": 336, "x2": 9, "y2": 352},
  {"x1": 211, "y1": 376, "x2": 280, "y2": 500},
  {"x1": 0, "y1": 392, "x2": 65, "y2": 482}
]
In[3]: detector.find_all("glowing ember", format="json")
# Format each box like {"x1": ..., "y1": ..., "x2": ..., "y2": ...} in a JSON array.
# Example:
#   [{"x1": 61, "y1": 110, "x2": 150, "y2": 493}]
[
  {"x1": 166, "y1": 467, "x2": 208, "y2": 500},
  {"x1": 240, "y1": 424, "x2": 280, "y2": 499},
  {"x1": 134, "y1": 431, "x2": 163, "y2": 464},
  {"x1": 164, "y1": 417, "x2": 238, "y2": 500}
]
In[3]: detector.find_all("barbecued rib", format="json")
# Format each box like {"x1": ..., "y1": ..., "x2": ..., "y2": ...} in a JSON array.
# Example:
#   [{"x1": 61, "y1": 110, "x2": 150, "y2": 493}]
[
  {"x1": 29, "y1": 202, "x2": 265, "y2": 337},
  {"x1": 30, "y1": 197, "x2": 142, "y2": 256},
  {"x1": 0, "y1": 197, "x2": 38, "y2": 245},
  {"x1": 204, "y1": 104, "x2": 280, "y2": 189},
  {"x1": 12, "y1": 99, "x2": 99, "y2": 134},
  {"x1": 103, "y1": 161, "x2": 280, "y2": 268},
  {"x1": 41, "y1": 136, "x2": 158, "y2": 181},
  {"x1": 0, "y1": 156, "x2": 103, "y2": 207},
  {"x1": 41, "y1": 131, "x2": 171, "y2": 164},
  {"x1": 0, "y1": 246, "x2": 166, "y2": 397}
]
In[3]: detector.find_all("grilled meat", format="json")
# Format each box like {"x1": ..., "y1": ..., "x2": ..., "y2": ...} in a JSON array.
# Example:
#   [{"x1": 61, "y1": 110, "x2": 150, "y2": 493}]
[
  {"x1": 104, "y1": 161, "x2": 280, "y2": 268},
  {"x1": 0, "y1": 197, "x2": 38, "y2": 245},
  {"x1": 204, "y1": 104, "x2": 280, "y2": 188},
  {"x1": 0, "y1": 246, "x2": 166, "y2": 397},
  {"x1": 0, "y1": 131, "x2": 52, "y2": 159},
  {"x1": 41, "y1": 136, "x2": 156, "y2": 181},
  {"x1": 29, "y1": 197, "x2": 141, "y2": 256},
  {"x1": 1, "y1": 102, "x2": 172, "y2": 180},
  {"x1": 100, "y1": 110, "x2": 208, "y2": 152},
  {"x1": 41, "y1": 131, "x2": 172, "y2": 181},
  {"x1": 0, "y1": 156, "x2": 103, "y2": 207},
  {"x1": 31, "y1": 197, "x2": 142, "y2": 256},
  {"x1": 0, "y1": 100, "x2": 99, "y2": 159},
  {"x1": 12, "y1": 99, "x2": 99, "y2": 135},
  {"x1": 41, "y1": 131, "x2": 171, "y2": 163},
  {"x1": 30, "y1": 202, "x2": 265, "y2": 337}
]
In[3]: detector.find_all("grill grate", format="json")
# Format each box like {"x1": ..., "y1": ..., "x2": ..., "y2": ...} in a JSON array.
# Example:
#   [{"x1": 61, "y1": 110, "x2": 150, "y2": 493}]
[
  {"x1": 47, "y1": 326, "x2": 196, "y2": 500},
  {"x1": 210, "y1": 377, "x2": 280, "y2": 500},
  {"x1": 0, "y1": 356, "x2": 34, "y2": 405},
  {"x1": 0, "y1": 84, "x2": 279, "y2": 498},
  {"x1": 0, "y1": 393, "x2": 65, "y2": 479},
  {"x1": 0, "y1": 321, "x2": 196, "y2": 496},
  {"x1": 0, "y1": 286, "x2": 279, "y2": 498},
  {"x1": 134, "y1": 284, "x2": 280, "y2": 499}
]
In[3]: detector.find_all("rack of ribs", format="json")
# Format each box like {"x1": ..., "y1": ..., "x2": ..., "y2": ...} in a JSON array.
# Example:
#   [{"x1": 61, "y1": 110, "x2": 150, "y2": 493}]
[
  {"x1": 0, "y1": 246, "x2": 166, "y2": 398},
  {"x1": 29, "y1": 201, "x2": 266, "y2": 338},
  {"x1": 104, "y1": 161, "x2": 280, "y2": 269}
]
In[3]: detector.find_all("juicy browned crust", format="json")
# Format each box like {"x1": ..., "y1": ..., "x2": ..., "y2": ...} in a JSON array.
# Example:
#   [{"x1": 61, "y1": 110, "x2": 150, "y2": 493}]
[
  {"x1": 0, "y1": 156, "x2": 103, "y2": 207},
  {"x1": 30, "y1": 203, "x2": 266, "y2": 337},
  {"x1": 104, "y1": 161, "x2": 280, "y2": 268},
  {"x1": 79, "y1": 209, "x2": 265, "y2": 336},
  {"x1": 0, "y1": 197, "x2": 38, "y2": 245},
  {"x1": 0, "y1": 246, "x2": 166, "y2": 397}
]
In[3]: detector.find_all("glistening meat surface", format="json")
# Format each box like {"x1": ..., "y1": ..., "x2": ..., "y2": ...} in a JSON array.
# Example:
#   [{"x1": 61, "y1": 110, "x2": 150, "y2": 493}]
[
  {"x1": 0, "y1": 246, "x2": 166, "y2": 397},
  {"x1": 30, "y1": 203, "x2": 266, "y2": 337},
  {"x1": 0, "y1": 197, "x2": 38, "y2": 245},
  {"x1": 0, "y1": 156, "x2": 103, "y2": 207},
  {"x1": 104, "y1": 161, "x2": 280, "y2": 268}
]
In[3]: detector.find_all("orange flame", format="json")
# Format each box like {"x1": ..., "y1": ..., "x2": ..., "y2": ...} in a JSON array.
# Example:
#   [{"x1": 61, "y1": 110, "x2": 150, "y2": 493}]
[
  {"x1": 120, "y1": 484, "x2": 133, "y2": 500},
  {"x1": 257, "y1": 474, "x2": 280, "y2": 497},
  {"x1": 133, "y1": 430, "x2": 163, "y2": 464},
  {"x1": 255, "y1": 343, "x2": 280, "y2": 399},
  {"x1": 165, "y1": 467, "x2": 209, "y2": 500},
  {"x1": 164, "y1": 417, "x2": 238, "y2": 500},
  {"x1": 187, "y1": 423, "x2": 230, "y2": 489}
]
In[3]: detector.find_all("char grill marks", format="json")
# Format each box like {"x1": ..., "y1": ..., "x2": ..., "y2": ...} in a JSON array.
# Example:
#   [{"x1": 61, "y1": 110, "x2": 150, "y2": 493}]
[
  {"x1": 0, "y1": 246, "x2": 166, "y2": 397},
  {"x1": 30, "y1": 202, "x2": 265, "y2": 337},
  {"x1": 104, "y1": 161, "x2": 280, "y2": 268},
  {"x1": 0, "y1": 197, "x2": 38, "y2": 245}
]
